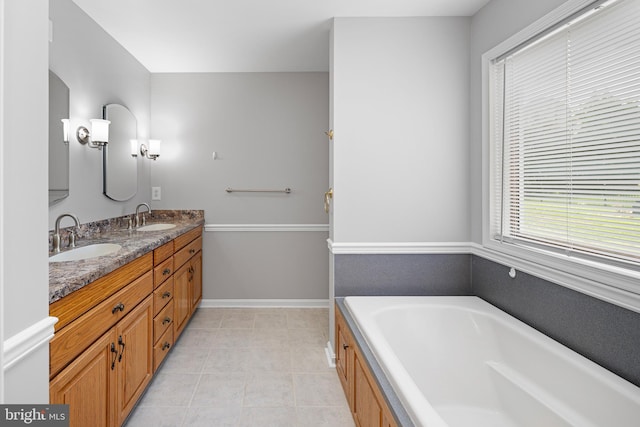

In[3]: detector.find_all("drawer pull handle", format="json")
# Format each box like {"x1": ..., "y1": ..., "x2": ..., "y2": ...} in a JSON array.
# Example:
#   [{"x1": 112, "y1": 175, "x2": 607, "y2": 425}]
[
  {"x1": 118, "y1": 335, "x2": 125, "y2": 362},
  {"x1": 110, "y1": 343, "x2": 117, "y2": 370},
  {"x1": 162, "y1": 268, "x2": 171, "y2": 275},
  {"x1": 189, "y1": 249, "x2": 195, "y2": 254},
  {"x1": 112, "y1": 303, "x2": 125, "y2": 314},
  {"x1": 343, "y1": 344, "x2": 349, "y2": 350},
  {"x1": 162, "y1": 317, "x2": 172, "y2": 325},
  {"x1": 162, "y1": 342, "x2": 171, "y2": 351},
  {"x1": 162, "y1": 291, "x2": 171, "y2": 299}
]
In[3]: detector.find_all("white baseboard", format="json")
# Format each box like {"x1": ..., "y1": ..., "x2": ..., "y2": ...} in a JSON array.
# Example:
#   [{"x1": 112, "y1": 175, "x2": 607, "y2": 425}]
[
  {"x1": 3, "y1": 316, "x2": 58, "y2": 371},
  {"x1": 199, "y1": 299, "x2": 330, "y2": 308},
  {"x1": 325, "y1": 341, "x2": 336, "y2": 368}
]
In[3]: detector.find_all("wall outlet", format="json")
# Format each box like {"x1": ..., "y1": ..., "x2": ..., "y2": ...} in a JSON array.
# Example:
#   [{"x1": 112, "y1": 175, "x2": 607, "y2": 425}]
[{"x1": 151, "y1": 187, "x2": 161, "y2": 200}]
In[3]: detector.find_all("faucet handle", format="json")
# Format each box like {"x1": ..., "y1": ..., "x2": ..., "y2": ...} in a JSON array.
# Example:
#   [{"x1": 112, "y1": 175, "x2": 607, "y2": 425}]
[
  {"x1": 127, "y1": 216, "x2": 133, "y2": 230},
  {"x1": 141, "y1": 213, "x2": 146, "y2": 226},
  {"x1": 68, "y1": 231, "x2": 77, "y2": 248}
]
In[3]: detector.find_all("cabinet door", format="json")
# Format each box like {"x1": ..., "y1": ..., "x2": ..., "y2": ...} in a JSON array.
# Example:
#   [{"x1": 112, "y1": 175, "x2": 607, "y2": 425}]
[
  {"x1": 50, "y1": 330, "x2": 116, "y2": 427},
  {"x1": 115, "y1": 296, "x2": 153, "y2": 426},
  {"x1": 173, "y1": 262, "x2": 191, "y2": 339},
  {"x1": 190, "y1": 252, "x2": 202, "y2": 312},
  {"x1": 354, "y1": 354, "x2": 382, "y2": 427}
]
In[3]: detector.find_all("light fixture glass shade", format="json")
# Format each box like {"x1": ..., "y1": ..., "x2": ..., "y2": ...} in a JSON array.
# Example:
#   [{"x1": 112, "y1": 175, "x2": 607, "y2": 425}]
[
  {"x1": 130, "y1": 139, "x2": 139, "y2": 156},
  {"x1": 149, "y1": 139, "x2": 161, "y2": 156},
  {"x1": 90, "y1": 119, "x2": 110, "y2": 143},
  {"x1": 61, "y1": 119, "x2": 70, "y2": 142}
]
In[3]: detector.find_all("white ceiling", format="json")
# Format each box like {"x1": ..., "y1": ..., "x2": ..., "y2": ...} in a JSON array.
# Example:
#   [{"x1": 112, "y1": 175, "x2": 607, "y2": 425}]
[{"x1": 72, "y1": 0, "x2": 491, "y2": 73}]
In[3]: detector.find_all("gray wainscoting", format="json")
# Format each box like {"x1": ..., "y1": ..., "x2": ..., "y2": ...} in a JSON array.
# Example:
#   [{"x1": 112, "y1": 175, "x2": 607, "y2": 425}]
[
  {"x1": 473, "y1": 255, "x2": 640, "y2": 388},
  {"x1": 334, "y1": 254, "x2": 472, "y2": 297}
]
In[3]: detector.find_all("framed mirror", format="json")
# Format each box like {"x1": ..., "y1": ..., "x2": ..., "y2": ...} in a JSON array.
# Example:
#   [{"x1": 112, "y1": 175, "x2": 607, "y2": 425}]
[
  {"x1": 103, "y1": 103, "x2": 137, "y2": 201},
  {"x1": 49, "y1": 71, "x2": 70, "y2": 205}
]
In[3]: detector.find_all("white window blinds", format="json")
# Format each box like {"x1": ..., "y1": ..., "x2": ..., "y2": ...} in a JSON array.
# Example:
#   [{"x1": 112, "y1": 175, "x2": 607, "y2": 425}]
[{"x1": 492, "y1": 0, "x2": 640, "y2": 263}]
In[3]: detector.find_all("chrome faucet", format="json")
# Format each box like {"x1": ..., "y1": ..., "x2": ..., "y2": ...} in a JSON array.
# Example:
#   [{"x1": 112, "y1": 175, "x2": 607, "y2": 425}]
[
  {"x1": 53, "y1": 213, "x2": 80, "y2": 253},
  {"x1": 134, "y1": 203, "x2": 151, "y2": 228}
]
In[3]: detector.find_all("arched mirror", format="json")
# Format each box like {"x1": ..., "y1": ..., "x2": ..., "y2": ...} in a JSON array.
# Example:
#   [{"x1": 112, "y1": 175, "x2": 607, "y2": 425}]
[
  {"x1": 103, "y1": 103, "x2": 137, "y2": 201},
  {"x1": 49, "y1": 71, "x2": 69, "y2": 205}
]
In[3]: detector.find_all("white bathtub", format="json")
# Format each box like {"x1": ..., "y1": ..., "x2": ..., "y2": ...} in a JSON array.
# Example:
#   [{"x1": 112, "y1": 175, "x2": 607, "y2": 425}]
[{"x1": 344, "y1": 296, "x2": 640, "y2": 427}]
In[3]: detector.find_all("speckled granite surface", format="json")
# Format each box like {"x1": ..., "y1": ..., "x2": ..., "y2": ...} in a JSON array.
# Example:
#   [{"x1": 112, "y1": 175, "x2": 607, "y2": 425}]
[{"x1": 49, "y1": 210, "x2": 204, "y2": 304}]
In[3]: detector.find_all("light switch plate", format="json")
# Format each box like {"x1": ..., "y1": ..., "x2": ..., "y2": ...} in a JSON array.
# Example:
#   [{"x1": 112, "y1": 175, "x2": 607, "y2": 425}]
[{"x1": 151, "y1": 187, "x2": 161, "y2": 200}]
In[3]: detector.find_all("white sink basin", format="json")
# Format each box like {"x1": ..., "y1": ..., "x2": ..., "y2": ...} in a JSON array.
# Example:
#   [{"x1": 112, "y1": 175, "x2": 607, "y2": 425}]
[
  {"x1": 136, "y1": 223, "x2": 176, "y2": 232},
  {"x1": 49, "y1": 243, "x2": 122, "y2": 262}
]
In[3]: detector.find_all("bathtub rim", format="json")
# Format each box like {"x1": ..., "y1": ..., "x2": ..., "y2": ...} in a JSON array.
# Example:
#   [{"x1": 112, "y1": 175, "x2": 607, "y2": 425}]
[{"x1": 335, "y1": 297, "x2": 415, "y2": 427}]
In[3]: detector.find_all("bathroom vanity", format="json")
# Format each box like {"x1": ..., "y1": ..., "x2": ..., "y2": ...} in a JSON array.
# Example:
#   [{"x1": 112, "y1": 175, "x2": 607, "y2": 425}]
[{"x1": 48, "y1": 211, "x2": 203, "y2": 427}]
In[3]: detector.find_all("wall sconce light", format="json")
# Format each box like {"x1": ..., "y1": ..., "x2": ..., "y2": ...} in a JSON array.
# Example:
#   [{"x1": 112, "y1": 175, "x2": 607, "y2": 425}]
[
  {"x1": 140, "y1": 139, "x2": 161, "y2": 160},
  {"x1": 61, "y1": 119, "x2": 70, "y2": 144},
  {"x1": 131, "y1": 139, "x2": 161, "y2": 160},
  {"x1": 77, "y1": 119, "x2": 110, "y2": 148}
]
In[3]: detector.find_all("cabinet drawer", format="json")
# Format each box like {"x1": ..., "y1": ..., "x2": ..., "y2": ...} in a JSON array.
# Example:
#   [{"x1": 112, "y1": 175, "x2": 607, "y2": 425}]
[
  {"x1": 153, "y1": 256, "x2": 174, "y2": 288},
  {"x1": 174, "y1": 227, "x2": 202, "y2": 252},
  {"x1": 153, "y1": 300, "x2": 174, "y2": 343},
  {"x1": 153, "y1": 241, "x2": 174, "y2": 266},
  {"x1": 174, "y1": 236, "x2": 201, "y2": 269},
  {"x1": 153, "y1": 277, "x2": 174, "y2": 316},
  {"x1": 50, "y1": 271, "x2": 153, "y2": 378},
  {"x1": 153, "y1": 327, "x2": 174, "y2": 372}
]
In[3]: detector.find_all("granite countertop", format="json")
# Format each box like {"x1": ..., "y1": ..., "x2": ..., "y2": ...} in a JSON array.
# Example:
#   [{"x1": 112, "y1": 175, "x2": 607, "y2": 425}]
[{"x1": 49, "y1": 210, "x2": 204, "y2": 304}]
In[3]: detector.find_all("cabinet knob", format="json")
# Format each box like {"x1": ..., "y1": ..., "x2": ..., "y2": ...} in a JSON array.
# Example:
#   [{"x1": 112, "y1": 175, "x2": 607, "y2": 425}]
[
  {"x1": 189, "y1": 248, "x2": 195, "y2": 254},
  {"x1": 343, "y1": 344, "x2": 349, "y2": 350},
  {"x1": 162, "y1": 268, "x2": 171, "y2": 275},
  {"x1": 162, "y1": 317, "x2": 172, "y2": 325},
  {"x1": 162, "y1": 342, "x2": 171, "y2": 351},
  {"x1": 112, "y1": 302, "x2": 125, "y2": 314},
  {"x1": 162, "y1": 291, "x2": 171, "y2": 299}
]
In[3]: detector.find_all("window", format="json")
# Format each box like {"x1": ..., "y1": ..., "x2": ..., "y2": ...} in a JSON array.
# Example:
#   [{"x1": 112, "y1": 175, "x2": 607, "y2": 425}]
[{"x1": 490, "y1": 0, "x2": 640, "y2": 268}]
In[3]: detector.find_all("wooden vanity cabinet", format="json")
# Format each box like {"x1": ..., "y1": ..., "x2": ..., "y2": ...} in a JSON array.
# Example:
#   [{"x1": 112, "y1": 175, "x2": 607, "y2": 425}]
[
  {"x1": 335, "y1": 305, "x2": 397, "y2": 427},
  {"x1": 173, "y1": 231, "x2": 202, "y2": 340},
  {"x1": 50, "y1": 226, "x2": 203, "y2": 427}
]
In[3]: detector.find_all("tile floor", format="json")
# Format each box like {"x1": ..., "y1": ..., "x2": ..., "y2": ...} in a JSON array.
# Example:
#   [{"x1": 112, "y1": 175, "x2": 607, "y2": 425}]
[{"x1": 124, "y1": 307, "x2": 355, "y2": 427}]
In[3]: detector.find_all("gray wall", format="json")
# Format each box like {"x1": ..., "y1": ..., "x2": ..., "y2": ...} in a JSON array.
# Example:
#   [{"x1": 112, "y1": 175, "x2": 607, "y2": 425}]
[
  {"x1": 331, "y1": 17, "x2": 471, "y2": 244},
  {"x1": 48, "y1": 0, "x2": 152, "y2": 229},
  {"x1": 150, "y1": 73, "x2": 329, "y2": 301},
  {"x1": 335, "y1": 254, "x2": 471, "y2": 297}
]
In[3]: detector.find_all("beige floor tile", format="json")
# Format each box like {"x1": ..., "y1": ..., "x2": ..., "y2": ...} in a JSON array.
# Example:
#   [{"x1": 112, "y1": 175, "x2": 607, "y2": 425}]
[
  {"x1": 203, "y1": 347, "x2": 251, "y2": 373},
  {"x1": 127, "y1": 307, "x2": 353, "y2": 427},
  {"x1": 123, "y1": 406, "x2": 186, "y2": 427},
  {"x1": 296, "y1": 406, "x2": 355, "y2": 427},
  {"x1": 175, "y1": 328, "x2": 218, "y2": 347},
  {"x1": 255, "y1": 312, "x2": 288, "y2": 328},
  {"x1": 183, "y1": 406, "x2": 242, "y2": 427},
  {"x1": 291, "y1": 346, "x2": 333, "y2": 373},
  {"x1": 160, "y1": 345, "x2": 210, "y2": 374},
  {"x1": 212, "y1": 328, "x2": 255, "y2": 347},
  {"x1": 294, "y1": 372, "x2": 347, "y2": 406},
  {"x1": 220, "y1": 313, "x2": 255, "y2": 328},
  {"x1": 189, "y1": 308, "x2": 224, "y2": 328},
  {"x1": 288, "y1": 328, "x2": 327, "y2": 347},
  {"x1": 239, "y1": 407, "x2": 297, "y2": 427},
  {"x1": 249, "y1": 328, "x2": 289, "y2": 348},
  {"x1": 243, "y1": 373, "x2": 294, "y2": 407},
  {"x1": 190, "y1": 373, "x2": 247, "y2": 408},
  {"x1": 136, "y1": 372, "x2": 200, "y2": 407}
]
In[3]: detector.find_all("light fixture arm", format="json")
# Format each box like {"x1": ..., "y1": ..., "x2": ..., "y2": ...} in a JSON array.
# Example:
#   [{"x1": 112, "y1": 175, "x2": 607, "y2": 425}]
[{"x1": 140, "y1": 143, "x2": 160, "y2": 160}]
